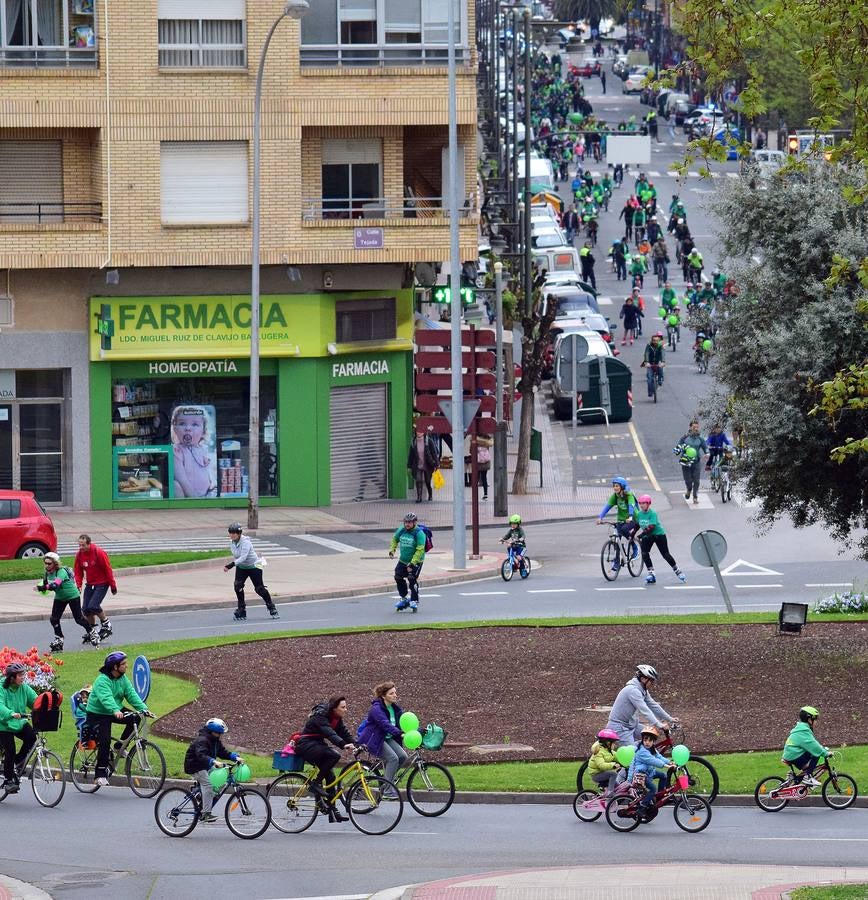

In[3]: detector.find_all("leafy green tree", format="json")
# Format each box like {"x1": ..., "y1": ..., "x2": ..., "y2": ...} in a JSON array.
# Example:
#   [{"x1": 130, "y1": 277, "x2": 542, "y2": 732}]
[
  {"x1": 705, "y1": 168, "x2": 868, "y2": 555},
  {"x1": 553, "y1": 0, "x2": 618, "y2": 35}
]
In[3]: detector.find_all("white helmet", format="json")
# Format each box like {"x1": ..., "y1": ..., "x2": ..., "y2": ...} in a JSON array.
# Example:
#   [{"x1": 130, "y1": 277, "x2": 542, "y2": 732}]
[
  {"x1": 205, "y1": 718, "x2": 228, "y2": 735},
  {"x1": 636, "y1": 664, "x2": 658, "y2": 681}
]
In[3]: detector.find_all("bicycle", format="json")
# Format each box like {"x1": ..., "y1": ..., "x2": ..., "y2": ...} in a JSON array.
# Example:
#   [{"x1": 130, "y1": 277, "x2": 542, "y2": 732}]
[
  {"x1": 695, "y1": 346, "x2": 709, "y2": 374},
  {"x1": 577, "y1": 726, "x2": 719, "y2": 803},
  {"x1": 666, "y1": 323, "x2": 679, "y2": 351},
  {"x1": 500, "y1": 541, "x2": 531, "y2": 581},
  {"x1": 754, "y1": 751, "x2": 858, "y2": 812},
  {"x1": 600, "y1": 524, "x2": 643, "y2": 581},
  {"x1": 573, "y1": 782, "x2": 612, "y2": 822},
  {"x1": 604, "y1": 766, "x2": 712, "y2": 833},
  {"x1": 338, "y1": 743, "x2": 456, "y2": 817},
  {"x1": 154, "y1": 760, "x2": 272, "y2": 839},
  {"x1": 643, "y1": 363, "x2": 663, "y2": 403},
  {"x1": 0, "y1": 717, "x2": 66, "y2": 808},
  {"x1": 266, "y1": 746, "x2": 403, "y2": 836},
  {"x1": 69, "y1": 712, "x2": 166, "y2": 799}
]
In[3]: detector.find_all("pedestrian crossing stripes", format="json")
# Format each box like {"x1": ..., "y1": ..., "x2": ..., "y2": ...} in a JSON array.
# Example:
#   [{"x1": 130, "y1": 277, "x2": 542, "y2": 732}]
[
  {"x1": 597, "y1": 295, "x2": 613, "y2": 306},
  {"x1": 56, "y1": 538, "x2": 300, "y2": 557}
]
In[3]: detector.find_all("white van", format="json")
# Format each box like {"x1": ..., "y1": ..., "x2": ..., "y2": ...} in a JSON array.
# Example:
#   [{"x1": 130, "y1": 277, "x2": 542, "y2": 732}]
[
  {"x1": 517, "y1": 156, "x2": 555, "y2": 193},
  {"x1": 532, "y1": 245, "x2": 581, "y2": 277}
]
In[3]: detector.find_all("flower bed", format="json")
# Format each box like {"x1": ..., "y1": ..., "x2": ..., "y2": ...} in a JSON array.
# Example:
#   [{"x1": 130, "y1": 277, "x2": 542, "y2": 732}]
[
  {"x1": 0, "y1": 645, "x2": 63, "y2": 693},
  {"x1": 813, "y1": 591, "x2": 868, "y2": 614}
]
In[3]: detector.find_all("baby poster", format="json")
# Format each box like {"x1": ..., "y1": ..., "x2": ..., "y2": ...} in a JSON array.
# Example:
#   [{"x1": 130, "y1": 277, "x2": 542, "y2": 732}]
[{"x1": 170, "y1": 404, "x2": 218, "y2": 498}]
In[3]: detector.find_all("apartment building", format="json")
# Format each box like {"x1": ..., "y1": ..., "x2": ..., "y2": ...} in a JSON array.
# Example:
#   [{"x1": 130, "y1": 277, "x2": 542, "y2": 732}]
[{"x1": 0, "y1": 0, "x2": 478, "y2": 510}]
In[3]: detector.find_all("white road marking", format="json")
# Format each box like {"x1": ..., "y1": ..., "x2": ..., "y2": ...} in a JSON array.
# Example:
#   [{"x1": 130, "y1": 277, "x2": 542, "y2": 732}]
[
  {"x1": 805, "y1": 583, "x2": 852, "y2": 588},
  {"x1": 293, "y1": 534, "x2": 362, "y2": 553},
  {"x1": 735, "y1": 583, "x2": 783, "y2": 588},
  {"x1": 527, "y1": 588, "x2": 576, "y2": 594},
  {"x1": 662, "y1": 585, "x2": 715, "y2": 590},
  {"x1": 459, "y1": 591, "x2": 509, "y2": 596},
  {"x1": 597, "y1": 295, "x2": 613, "y2": 306},
  {"x1": 628, "y1": 421, "x2": 661, "y2": 492},
  {"x1": 595, "y1": 586, "x2": 645, "y2": 591},
  {"x1": 720, "y1": 559, "x2": 783, "y2": 577},
  {"x1": 754, "y1": 837, "x2": 868, "y2": 843}
]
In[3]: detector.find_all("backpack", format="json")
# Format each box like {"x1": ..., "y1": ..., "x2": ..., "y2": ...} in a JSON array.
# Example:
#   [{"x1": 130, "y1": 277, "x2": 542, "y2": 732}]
[
  {"x1": 356, "y1": 715, "x2": 370, "y2": 743},
  {"x1": 418, "y1": 524, "x2": 433, "y2": 552}
]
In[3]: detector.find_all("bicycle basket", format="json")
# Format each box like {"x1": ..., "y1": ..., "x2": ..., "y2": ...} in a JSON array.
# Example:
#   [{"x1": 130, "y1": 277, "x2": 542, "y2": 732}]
[
  {"x1": 421, "y1": 723, "x2": 446, "y2": 751},
  {"x1": 272, "y1": 750, "x2": 305, "y2": 772},
  {"x1": 31, "y1": 706, "x2": 62, "y2": 733},
  {"x1": 676, "y1": 773, "x2": 690, "y2": 790}
]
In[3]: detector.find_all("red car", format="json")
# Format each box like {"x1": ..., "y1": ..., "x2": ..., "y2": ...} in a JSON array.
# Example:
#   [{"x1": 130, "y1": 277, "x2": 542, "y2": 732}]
[
  {"x1": 572, "y1": 61, "x2": 601, "y2": 78},
  {"x1": 0, "y1": 490, "x2": 58, "y2": 559}
]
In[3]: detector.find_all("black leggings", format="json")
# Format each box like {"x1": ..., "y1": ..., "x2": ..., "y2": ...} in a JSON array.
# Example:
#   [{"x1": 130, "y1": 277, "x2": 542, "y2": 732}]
[
  {"x1": 640, "y1": 533, "x2": 678, "y2": 570},
  {"x1": 87, "y1": 710, "x2": 140, "y2": 779},
  {"x1": 0, "y1": 724, "x2": 37, "y2": 780},
  {"x1": 234, "y1": 568, "x2": 274, "y2": 613},
  {"x1": 50, "y1": 598, "x2": 91, "y2": 638},
  {"x1": 297, "y1": 741, "x2": 341, "y2": 786}
]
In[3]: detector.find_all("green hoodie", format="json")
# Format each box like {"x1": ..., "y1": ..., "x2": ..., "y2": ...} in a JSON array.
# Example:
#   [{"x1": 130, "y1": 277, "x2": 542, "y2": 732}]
[
  {"x1": 389, "y1": 526, "x2": 426, "y2": 566},
  {"x1": 636, "y1": 508, "x2": 665, "y2": 536},
  {"x1": 587, "y1": 740, "x2": 619, "y2": 776},
  {"x1": 0, "y1": 681, "x2": 38, "y2": 733},
  {"x1": 86, "y1": 672, "x2": 148, "y2": 717},
  {"x1": 782, "y1": 720, "x2": 829, "y2": 761},
  {"x1": 38, "y1": 565, "x2": 79, "y2": 602}
]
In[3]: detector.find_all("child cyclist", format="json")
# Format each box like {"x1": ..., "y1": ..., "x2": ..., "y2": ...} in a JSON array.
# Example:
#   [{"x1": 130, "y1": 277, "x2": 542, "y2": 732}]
[
  {"x1": 499, "y1": 514, "x2": 527, "y2": 560},
  {"x1": 635, "y1": 495, "x2": 686, "y2": 585},
  {"x1": 183, "y1": 718, "x2": 244, "y2": 823},
  {"x1": 627, "y1": 724, "x2": 676, "y2": 812},
  {"x1": 597, "y1": 476, "x2": 638, "y2": 572},
  {"x1": 782, "y1": 706, "x2": 833, "y2": 787},
  {"x1": 588, "y1": 728, "x2": 622, "y2": 795}
]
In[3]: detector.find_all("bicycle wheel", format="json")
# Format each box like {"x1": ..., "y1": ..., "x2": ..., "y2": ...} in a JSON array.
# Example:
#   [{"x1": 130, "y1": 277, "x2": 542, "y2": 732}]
[
  {"x1": 601, "y1": 540, "x2": 620, "y2": 581},
  {"x1": 501, "y1": 558, "x2": 514, "y2": 581},
  {"x1": 573, "y1": 790, "x2": 602, "y2": 822},
  {"x1": 604, "y1": 794, "x2": 640, "y2": 832},
  {"x1": 225, "y1": 786, "x2": 272, "y2": 839},
  {"x1": 710, "y1": 470, "x2": 720, "y2": 493},
  {"x1": 626, "y1": 541, "x2": 643, "y2": 577},
  {"x1": 69, "y1": 742, "x2": 100, "y2": 794},
  {"x1": 126, "y1": 739, "x2": 167, "y2": 799},
  {"x1": 267, "y1": 773, "x2": 319, "y2": 833},
  {"x1": 154, "y1": 787, "x2": 200, "y2": 837},
  {"x1": 30, "y1": 749, "x2": 66, "y2": 808},
  {"x1": 822, "y1": 773, "x2": 858, "y2": 809},
  {"x1": 754, "y1": 776, "x2": 788, "y2": 812},
  {"x1": 576, "y1": 759, "x2": 589, "y2": 792},
  {"x1": 406, "y1": 761, "x2": 455, "y2": 817},
  {"x1": 518, "y1": 557, "x2": 531, "y2": 579},
  {"x1": 680, "y1": 756, "x2": 719, "y2": 803},
  {"x1": 673, "y1": 794, "x2": 712, "y2": 833},
  {"x1": 720, "y1": 474, "x2": 730, "y2": 502},
  {"x1": 346, "y1": 774, "x2": 403, "y2": 835}
]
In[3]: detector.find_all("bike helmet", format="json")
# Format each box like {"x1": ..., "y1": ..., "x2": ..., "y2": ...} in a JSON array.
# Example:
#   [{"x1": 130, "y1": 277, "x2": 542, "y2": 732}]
[
  {"x1": 205, "y1": 717, "x2": 228, "y2": 734},
  {"x1": 696, "y1": 331, "x2": 706, "y2": 339},
  {"x1": 638, "y1": 494, "x2": 652, "y2": 504},
  {"x1": 640, "y1": 725, "x2": 660, "y2": 739},
  {"x1": 509, "y1": 514, "x2": 522, "y2": 524},
  {"x1": 103, "y1": 651, "x2": 127, "y2": 669},
  {"x1": 403, "y1": 512, "x2": 418, "y2": 523},
  {"x1": 611, "y1": 476, "x2": 629, "y2": 490},
  {"x1": 597, "y1": 728, "x2": 620, "y2": 742},
  {"x1": 44, "y1": 552, "x2": 61, "y2": 565},
  {"x1": 636, "y1": 664, "x2": 658, "y2": 681},
  {"x1": 228, "y1": 523, "x2": 243, "y2": 534},
  {"x1": 653, "y1": 331, "x2": 664, "y2": 339},
  {"x1": 799, "y1": 706, "x2": 819, "y2": 722},
  {"x1": 4, "y1": 662, "x2": 26, "y2": 676}
]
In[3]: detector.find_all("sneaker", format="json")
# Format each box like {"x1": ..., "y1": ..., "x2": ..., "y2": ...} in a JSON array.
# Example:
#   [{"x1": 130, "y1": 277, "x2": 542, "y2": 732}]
[
  {"x1": 631, "y1": 544, "x2": 639, "y2": 559},
  {"x1": 269, "y1": 608, "x2": 280, "y2": 619},
  {"x1": 693, "y1": 497, "x2": 699, "y2": 505},
  {"x1": 99, "y1": 621, "x2": 112, "y2": 639},
  {"x1": 684, "y1": 491, "x2": 691, "y2": 500},
  {"x1": 610, "y1": 562, "x2": 621, "y2": 572},
  {"x1": 645, "y1": 573, "x2": 656, "y2": 584},
  {"x1": 81, "y1": 632, "x2": 93, "y2": 644},
  {"x1": 4, "y1": 778, "x2": 19, "y2": 794},
  {"x1": 802, "y1": 775, "x2": 821, "y2": 788},
  {"x1": 395, "y1": 598, "x2": 409, "y2": 612},
  {"x1": 89, "y1": 631, "x2": 101, "y2": 648},
  {"x1": 676, "y1": 570, "x2": 686, "y2": 583},
  {"x1": 409, "y1": 601, "x2": 418, "y2": 613},
  {"x1": 199, "y1": 813, "x2": 219, "y2": 823},
  {"x1": 95, "y1": 777, "x2": 110, "y2": 787},
  {"x1": 233, "y1": 610, "x2": 247, "y2": 621},
  {"x1": 49, "y1": 637, "x2": 63, "y2": 652}
]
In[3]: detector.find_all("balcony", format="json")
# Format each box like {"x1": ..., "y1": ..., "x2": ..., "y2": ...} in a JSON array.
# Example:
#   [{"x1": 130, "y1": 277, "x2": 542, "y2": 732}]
[
  {"x1": 302, "y1": 194, "x2": 477, "y2": 221},
  {"x1": 300, "y1": 43, "x2": 470, "y2": 69},
  {"x1": 0, "y1": 201, "x2": 101, "y2": 225}
]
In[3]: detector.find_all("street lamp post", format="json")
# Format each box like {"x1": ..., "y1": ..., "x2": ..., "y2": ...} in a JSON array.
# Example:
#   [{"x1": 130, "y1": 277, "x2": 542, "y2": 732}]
[{"x1": 248, "y1": 0, "x2": 309, "y2": 531}]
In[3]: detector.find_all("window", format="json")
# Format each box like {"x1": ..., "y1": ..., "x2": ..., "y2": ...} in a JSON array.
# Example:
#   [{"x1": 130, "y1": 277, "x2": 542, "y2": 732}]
[
  {"x1": 1, "y1": 0, "x2": 97, "y2": 67},
  {"x1": 16, "y1": 369, "x2": 64, "y2": 398},
  {"x1": 0, "y1": 500, "x2": 21, "y2": 519},
  {"x1": 160, "y1": 142, "x2": 248, "y2": 225},
  {"x1": 0, "y1": 296, "x2": 12, "y2": 327},
  {"x1": 0, "y1": 141, "x2": 63, "y2": 224},
  {"x1": 336, "y1": 298, "x2": 396, "y2": 342},
  {"x1": 321, "y1": 139, "x2": 381, "y2": 219},
  {"x1": 158, "y1": 0, "x2": 245, "y2": 68}
]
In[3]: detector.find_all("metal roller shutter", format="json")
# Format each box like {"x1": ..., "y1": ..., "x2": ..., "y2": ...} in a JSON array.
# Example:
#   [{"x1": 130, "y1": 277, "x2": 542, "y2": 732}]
[
  {"x1": 330, "y1": 384, "x2": 388, "y2": 503},
  {"x1": 158, "y1": 0, "x2": 245, "y2": 19},
  {"x1": 160, "y1": 141, "x2": 248, "y2": 224},
  {"x1": 0, "y1": 141, "x2": 63, "y2": 223}
]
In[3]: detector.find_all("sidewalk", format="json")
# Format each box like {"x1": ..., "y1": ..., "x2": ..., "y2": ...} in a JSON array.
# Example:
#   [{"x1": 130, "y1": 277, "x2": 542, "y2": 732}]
[{"x1": 371, "y1": 864, "x2": 868, "y2": 900}]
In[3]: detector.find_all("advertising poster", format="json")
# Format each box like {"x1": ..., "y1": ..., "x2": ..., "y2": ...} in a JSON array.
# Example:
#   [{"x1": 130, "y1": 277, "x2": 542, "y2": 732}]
[{"x1": 171, "y1": 404, "x2": 218, "y2": 498}]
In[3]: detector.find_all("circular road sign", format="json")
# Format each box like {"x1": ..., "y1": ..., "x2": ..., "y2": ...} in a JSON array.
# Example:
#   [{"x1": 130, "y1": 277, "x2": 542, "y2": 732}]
[
  {"x1": 132, "y1": 655, "x2": 152, "y2": 703},
  {"x1": 690, "y1": 530, "x2": 728, "y2": 568}
]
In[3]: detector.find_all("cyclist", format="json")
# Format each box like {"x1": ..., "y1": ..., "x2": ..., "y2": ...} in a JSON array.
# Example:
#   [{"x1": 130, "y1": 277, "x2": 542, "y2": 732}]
[
  {"x1": 635, "y1": 495, "x2": 686, "y2": 585},
  {"x1": 686, "y1": 247, "x2": 704, "y2": 283},
  {"x1": 627, "y1": 725, "x2": 677, "y2": 813},
  {"x1": 640, "y1": 332, "x2": 665, "y2": 397},
  {"x1": 183, "y1": 717, "x2": 243, "y2": 823},
  {"x1": 633, "y1": 204, "x2": 647, "y2": 245},
  {"x1": 359, "y1": 682, "x2": 407, "y2": 800},
  {"x1": 605, "y1": 665, "x2": 678, "y2": 745},
  {"x1": 588, "y1": 728, "x2": 622, "y2": 796},
  {"x1": 651, "y1": 236, "x2": 669, "y2": 284},
  {"x1": 85, "y1": 651, "x2": 153, "y2": 787},
  {"x1": 705, "y1": 424, "x2": 731, "y2": 473},
  {"x1": 596, "y1": 476, "x2": 639, "y2": 572},
  {"x1": 629, "y1": 252, "x2": 647, "y2": 288},
  {"x1": 37, "y1": 551, "x2": 98, "y2": 652},
  {"x1": 499, "y1": 514, "x2": 527, "y2": 561},
  {"x1": 665, "y1": 308, "x2": 681, "y2": 349},
  {"x1": 225, "y1": 523, "x2": 279, "y2": 621},
  {"x1": 619, "y1": 296, "x2": 643, "y2": 346},
  {"x1": 0, "y1": 662, "x2": 37, "y2": 794},
  {"x1": 674, "y1": 420, "x2": 707, "y2": 503},
  {"x1": 294, "y1": 696, "x2": 355, "y2": 823},
  {"x1": 619, "y1": 199, "x2": 634, "y2": 241},
  {"x1": 782, "y1": 706, "x2": 831, "y2": 787},
  {"x1": 712, "y1": 266, "x2": 727, "y2": 296},
  {"x1": 660, "y1": 282, "x2": 677, "y2": 312},
  {"x1": 389, "y1": 512, "x2": 426, "y2": 612}
]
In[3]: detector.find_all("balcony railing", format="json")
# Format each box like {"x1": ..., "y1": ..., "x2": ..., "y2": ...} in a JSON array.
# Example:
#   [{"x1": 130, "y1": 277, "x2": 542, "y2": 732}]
[
  {"x1": 300, "y1": 44, "x2": 470, "y2": 68},
  {"x1": 0, "y1": 202, "x2": 102, "y2": 224},
  {"x1": 302, "y1": 195, "x2": 478, "y2": 221},
  {"x1": 0, "y1": 46, "x2": 98, "y2": 68}
]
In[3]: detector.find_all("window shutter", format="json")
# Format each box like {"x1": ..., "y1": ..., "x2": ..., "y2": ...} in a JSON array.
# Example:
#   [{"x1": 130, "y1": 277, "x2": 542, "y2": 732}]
[
  {"x1": 322, "y1": 139, "x2": 382, "y2": 165},
  {"x1": 158, "y1": 0, "x2": 244, "y2": 19},
  {"x1": 161, "y1": 142, "x2": 248, "y2": 225},
  {"x1": 0, "y1": 141, "x2": 63, "y2": 223}
]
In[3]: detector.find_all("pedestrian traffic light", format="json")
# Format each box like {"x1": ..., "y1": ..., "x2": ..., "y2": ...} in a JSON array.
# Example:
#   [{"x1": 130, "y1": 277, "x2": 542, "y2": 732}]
[
  {"x1": 431, "y1": 282, "x2": 474, "y2": 305},
  {"x1": 787, "y1": 135, "x2": 799, "y2": 155}
]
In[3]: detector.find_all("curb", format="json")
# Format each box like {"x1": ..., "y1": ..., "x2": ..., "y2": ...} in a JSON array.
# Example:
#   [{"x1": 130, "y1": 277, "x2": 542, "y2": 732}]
[{"x1": 0, "y1": 564, "x2": 502, "y2": 624}]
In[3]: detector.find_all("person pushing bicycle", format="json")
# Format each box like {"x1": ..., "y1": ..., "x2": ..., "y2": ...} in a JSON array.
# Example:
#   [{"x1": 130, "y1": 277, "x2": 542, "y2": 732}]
[{"x1": 605, "y1": 664, "x2": 678, "y2": 745}]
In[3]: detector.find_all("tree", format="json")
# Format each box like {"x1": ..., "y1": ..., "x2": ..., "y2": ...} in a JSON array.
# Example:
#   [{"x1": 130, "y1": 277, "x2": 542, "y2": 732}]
[
  {"x1": 553, "y1": 0, "x2": 618, "y2": 35},
  {"x1": 705, "y1": 168, "x2": 868, "y2": 555}
]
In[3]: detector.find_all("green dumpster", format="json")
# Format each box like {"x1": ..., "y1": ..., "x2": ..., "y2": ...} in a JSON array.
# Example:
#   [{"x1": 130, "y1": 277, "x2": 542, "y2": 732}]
[
  {"x1": 579, "y1": 357, "x2": 633, "y2": 423},
  {"x1": 530, "y1": 428, "x2": 542, "y2": 462}
]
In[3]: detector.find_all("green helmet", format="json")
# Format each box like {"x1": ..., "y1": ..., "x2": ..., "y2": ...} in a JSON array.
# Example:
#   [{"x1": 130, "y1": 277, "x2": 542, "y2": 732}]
[
  {"x1": 509, "y1": 514, "x2": 522, "y2": 524},
  {"x1": 702, "y1": 339, "x2": 713, "y2": 352},
  {"x1": 667, "y1": 314, "x2": 678, "y2": 326},
  {"x1": 800, "y1": 705, "x2": 819, "y2": 719}
]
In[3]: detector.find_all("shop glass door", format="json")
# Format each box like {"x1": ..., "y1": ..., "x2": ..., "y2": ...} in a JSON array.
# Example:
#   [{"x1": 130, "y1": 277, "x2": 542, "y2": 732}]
[
  {"x1": 0, "y1": 405, "x2": 12, "y2": 490},
  {"x1": 18, "y1": 403, "x2": 63, "y2": 503}
]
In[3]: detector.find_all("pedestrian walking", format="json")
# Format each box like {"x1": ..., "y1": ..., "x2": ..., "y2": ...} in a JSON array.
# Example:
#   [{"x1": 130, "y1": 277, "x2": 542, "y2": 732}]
[
  {"x1": 407, "y1": 423, "x2": 440, "y2": 502},
  {"x1": 600, "y1": 69, "x2": 606, "y2": 94},
  {"x1": 224, "y1": 523, "x2": 278, "y2": 621},
  {"x1": 579, "y1": 242, "x2": 596, "y2": 290},
  {"x1": 613, "y1": 238, "x2": 628, "y2": 281},
  {"x1": 674, "y1": 420, "x2": 708, "y2": 504},
  {"x1": 73, "y1": 534, "x2": 116, "y2": 641},
  {"x1": 562, "y1": 204, "x2": 579, "y2": 244}
]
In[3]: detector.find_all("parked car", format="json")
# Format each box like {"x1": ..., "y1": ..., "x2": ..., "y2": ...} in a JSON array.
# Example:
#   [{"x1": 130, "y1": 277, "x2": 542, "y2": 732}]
[
  {"x1": 613, "y1": 55, "x2": 630, "y2": 78},
  {"x1": 0, "y1": 490, "x2": 57, "y2": 560},
  {"x1": 683, "y1": 105, "x2": 726, "y2": 139},
  {"x1": 713, "y1": 126, "x2": 741, "y2": 160},
  {"x1": 742, "y1": 149, "x2": 786, "y2": 181},
  {"x1": 573, "y1": 60, "x2": 601, "y2": 78},
  {"x1": 532, "y1": 226, "x2": 568, "y2": 249},
  {"x1": 550, "y1": 312, "x2": 618, "y2": 354},
  {"x1": 532, "y1": 246, "x2": 583, "y2": 278},
  {"x1": 546, "y1": 286, "x2": 600, "y2": 315},
  {"x1": 550, "y1": 329, "x2": 614, "y2": 419},
  {"x1": 622, "y1": 66, "x2": 652, "y2": 94}
]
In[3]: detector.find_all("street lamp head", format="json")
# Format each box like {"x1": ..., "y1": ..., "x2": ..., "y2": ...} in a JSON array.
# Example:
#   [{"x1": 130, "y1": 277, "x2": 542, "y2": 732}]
[{"x1": 283, "y1": 0, "x2": 310, "y2": 19}]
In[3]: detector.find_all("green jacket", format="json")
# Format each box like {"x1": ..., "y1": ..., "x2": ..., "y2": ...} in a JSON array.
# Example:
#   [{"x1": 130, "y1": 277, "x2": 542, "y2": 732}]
[
  {"x1": 389, "y1": 526, "x2": 426, "y2": 566},
  {"x1": 782, "y1": 721, "x2": 829, "y2": 761},
  {"x1": 86, "y1": 673, "x2": 149, "y2": 717},
  {"x1": 0, "y1": 681, "x2": 38, "y2": 733},
  {"x1": 636, "y1": 508, "x2": 665, "y2": 536},
  {"x1": 588, "y1": 740, "x2": 618, "y2": 776},
  {"x1": 38, "y1": 565, "x2": 79, "y2": 602}
]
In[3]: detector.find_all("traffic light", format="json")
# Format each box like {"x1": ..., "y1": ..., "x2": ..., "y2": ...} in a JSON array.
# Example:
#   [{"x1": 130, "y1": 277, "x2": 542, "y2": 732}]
[{"x1": 787, "y1": 135, "x2": 799, "y2": 155}]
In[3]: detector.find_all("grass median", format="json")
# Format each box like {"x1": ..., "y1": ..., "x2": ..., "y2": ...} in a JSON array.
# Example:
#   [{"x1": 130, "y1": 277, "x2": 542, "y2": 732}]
[
  {"x1": 0, "y1": 550, "x2": 226, "y2": 583},
  {"x1": 791, "y1": 888, "x2": 868, "y2": 900}
]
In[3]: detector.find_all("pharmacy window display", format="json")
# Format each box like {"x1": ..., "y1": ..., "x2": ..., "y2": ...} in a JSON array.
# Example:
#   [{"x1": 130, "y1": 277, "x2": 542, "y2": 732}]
[{"x1": 110, "y1": 376, "x2": 277, "y2": 501}]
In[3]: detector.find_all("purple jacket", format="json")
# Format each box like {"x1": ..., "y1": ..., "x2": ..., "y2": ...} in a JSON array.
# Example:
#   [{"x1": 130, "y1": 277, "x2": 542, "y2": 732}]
[{"x1": 362, "y1": 698, "x2": 404, "y2": 757}]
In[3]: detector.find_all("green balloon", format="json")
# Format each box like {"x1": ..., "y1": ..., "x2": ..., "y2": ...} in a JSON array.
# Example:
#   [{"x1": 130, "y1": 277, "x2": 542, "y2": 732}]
[
  {"x1": 615, "y1": 745, "x2": 635, "y2": 767},
  {"x1": 667, "y1": 315, "x2": 678, "y2": 325},
  {"x1": 671, "y1": 744, "x2": 691, "y2": 766},
  {"x1": 702, "y1": 339, "x2": 713, "y2": 352},
  {"x1": 399, "y1": 712, "x2": 420, "y2": 732},
  {"x1": 235, "y1": 763, "x2": 252, "y2": 783},
  {"x1": 209, "y1": 766, "x2": 229, "y2": 791},
  {"x1": 402, "y1": 729, "x2": 423, "y2": 750}
]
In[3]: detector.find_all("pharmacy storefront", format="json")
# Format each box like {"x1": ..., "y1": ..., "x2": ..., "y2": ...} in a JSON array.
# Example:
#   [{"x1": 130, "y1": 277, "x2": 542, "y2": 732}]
[{"x1": 88, "y1": 292, "x2": 413, "y2": 509}]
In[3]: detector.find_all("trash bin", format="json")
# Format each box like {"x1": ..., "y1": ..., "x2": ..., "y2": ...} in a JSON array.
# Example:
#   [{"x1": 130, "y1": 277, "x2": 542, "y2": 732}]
[
  {"x1": 530, "y1": 428, "x2": 542, "y2": 462},
  {"x1": 579, "y1": 357, "x2": 633, "y2": 423}
]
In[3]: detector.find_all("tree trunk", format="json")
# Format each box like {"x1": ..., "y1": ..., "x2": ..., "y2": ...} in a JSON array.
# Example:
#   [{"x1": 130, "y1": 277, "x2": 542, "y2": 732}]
[{"x1": 511, "y1": 383, "x2": 535, "y2": 495}]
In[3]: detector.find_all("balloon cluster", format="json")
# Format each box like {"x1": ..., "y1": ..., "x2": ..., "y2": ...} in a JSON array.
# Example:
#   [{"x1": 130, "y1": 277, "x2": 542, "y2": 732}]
[{"x1": 400, "y1": 711, "x2": 422, "y2": 749}]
